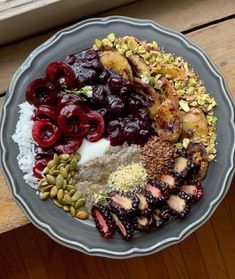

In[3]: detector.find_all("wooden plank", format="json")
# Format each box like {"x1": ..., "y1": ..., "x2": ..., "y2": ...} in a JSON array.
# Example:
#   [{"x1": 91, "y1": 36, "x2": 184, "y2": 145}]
[
  {"x1": 1, "y1": 0, "x2": 235, "y2": 94},
  {"x1": 0, "y1": 170, "x2": 29, "y2": 234},
  {"x1": 101, "y1": 0, "x2": 235, "y2": 32},
  {"x1": 187, "y1": 19, "x2": 235, "y2": 95}
]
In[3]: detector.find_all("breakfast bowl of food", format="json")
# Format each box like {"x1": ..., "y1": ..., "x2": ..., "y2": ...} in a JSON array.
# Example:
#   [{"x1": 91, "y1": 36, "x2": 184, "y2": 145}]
[{"x1": 0, "y1": 16, "x2": 234, "y2": 258}]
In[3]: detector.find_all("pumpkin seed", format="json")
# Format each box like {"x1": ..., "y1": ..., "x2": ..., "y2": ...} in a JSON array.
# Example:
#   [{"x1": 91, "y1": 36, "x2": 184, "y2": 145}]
[
  {"x1": 47, "y1": 160, "x2": 55, "y2": 169},
  {"x1": 60, "y1": 167, "x2": 67, "y2": 178},
  {"x1": 48, "y1": 165, "x2": 56, "y2": 174},
  {"x1": 66, "y1": 184, "x2": 75, "y2": 192},
  {"x1": 71, "y1": 190, "x2": 83, "y2": 202},
  {"x1": 69, "y1": 206, "x2": 76, "y2": 217},
  {"x1": 75, "y1": 198, "x2": 86, "y2": 209},
  {"x1": 68, "y1": 177, "x2": 75, "y2": 185},
  {"x1": 70, "y1": 171, "x2": 75, "y2": 177},
  {"x1": 57, "y1": 189, "x2": 64, "y2": 202},
  {"x1": 43, "y1": 185, "x2": 54, "y2": 192},
  {"x1": 57, "y1": 162, "x2": 66, "y2": 169},
  {"x1": 63, "y1": 180, "x2": 67, "y2": 190},
  {"x1": 69, "y1": 189, "x2": 76, "y2": 196},
  {"x1": 43, "y1": 167, "x2": 49, "y2": 175},
  {"x1": 59, "y1": 154, "x2": 70, "y2": 161},
  {"x1": 37, "y1": 178, "x2": 47, "y2": 189},
  {"x1": 67, "y1": 173, "x2": 71, "y2": 181},
  {"x1": 50, "y1": 170, "x2": 60, "y2": 176},
  {"x1": 40, "y1": 192, "x2": 50, "y2": 201},
  {"x1": 53, "y1": 153, "x2": 60, "y2": 165},
  {"x1": 64, "y1": 194, "x2": 72, "y2": 205},
  {"x1": 53, "y1": 199, "x2": 63, "y2": 208},
  {"x1": 69, "y1": 158, "x2": 78, "y2": 171},
  {"x1": 76, "y1": 211, "x2": 89, "y2": 220},
  {"x1": 56, "y1": 174, "x2": 64, "y2": 188},
  {"x1": 65, "y1": 164, "x2": 70, "y2": 173},
  {"x1": 50, "y1": 186, "x2": 58, "y2": 198},
  {"x1": 63, "y1": 205, "x2": 70, "y2": 212},
  {"x1": 46, "y1": 174, "x2": 56, "y2": 185}
]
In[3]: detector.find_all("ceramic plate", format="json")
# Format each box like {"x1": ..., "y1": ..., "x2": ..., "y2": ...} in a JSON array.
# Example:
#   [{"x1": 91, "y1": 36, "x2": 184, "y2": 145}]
[{"x1": 0, "y1": 16, "x2": 235, "y2": 258}]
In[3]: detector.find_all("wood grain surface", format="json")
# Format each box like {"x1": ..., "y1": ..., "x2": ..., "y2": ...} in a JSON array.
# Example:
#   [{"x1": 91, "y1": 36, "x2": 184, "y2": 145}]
[{"x1": 0, "y1": 0, "x2": 235, "y2": 277}]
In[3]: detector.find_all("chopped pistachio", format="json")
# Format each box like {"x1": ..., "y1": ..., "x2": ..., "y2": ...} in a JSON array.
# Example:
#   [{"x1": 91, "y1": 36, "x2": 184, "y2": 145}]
[
  {"x1": 95, "y1": 39, "x2": 102, "y2": 49},
  {"x1": 184, "y1": 62, "x2": 189, "y2": 72},
  {"x1": 179, "y1": 100, "x2": 190, "y2": 112},
  {"x1": 154, "y1": 74, "x2": 161, "y2": 81},
  {"x1": 137, "y1": 45, "x2": 146, "y2": 54},
  {"x1": 175, "y1": 142, "x2": 183, "y2": 149},
  {"x1": 127, "y1": 38, "x2": 138, "y2": 51},
  {"x1": 107, "y1": 33, "x2": 116, "y2": 42},
  {"x1": 152, "y1": 40, "x2": 158, "y2": 48},
  {"x1": 182, "y1": 138, "x2": 190, "y2": 149},
  {"x1": 126, "y1": 50, "x2": 133, "y2": 57},
  {"x1": 102, "y1": 38, "x2": 113, "y2": 48},
  {"x1": 165, "y1": 74, "x2": 172, "y2": 79},
  {"x1": 174, "y1": 81, "x2": 182, "y2": 90}
]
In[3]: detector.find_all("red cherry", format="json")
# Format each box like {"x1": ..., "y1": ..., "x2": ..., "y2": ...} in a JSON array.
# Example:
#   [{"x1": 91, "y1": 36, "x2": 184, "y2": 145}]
[
  {"x1": 33, "y1": 159, "x2": 49, "y2": 179},
  {"x1": 32, "y1": 119, "x2": 61, "y2": 147},
  {"x1": 26, "y1": 78, "x2": 57, "y2": 106},
  {"x1": 86, "y1": 112, "x2": 105, "y2": 142},
  {"x1": 54, "y1": 137, "x2": 83, "y2": 154},
  {"x1": 35, "y1": 105, "x2": 57, "y2": 121},
  {"x1": 57, "y1": 104, "x2": 89, "y2": 137},
  {"x1": 46, "y1": 62, "x2": 76, "y2": 88}
]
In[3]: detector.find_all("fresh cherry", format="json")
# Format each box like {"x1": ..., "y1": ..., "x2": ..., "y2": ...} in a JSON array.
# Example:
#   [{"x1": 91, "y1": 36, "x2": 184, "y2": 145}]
[
  {"x1": 34, "y1": 146, "x2": 54, "y2": 160},
  {"x1": 54, "y1": 136, "x2": 83, "y2": 154},
  {"x1": 33, "y1": 159, "x2": 49, "y2": 179},
  {"x1": 46, "y1": 61, "x2": 76, "y2": 88},
  {"x1": 86, "y1": 112, "x2": 105, "y2": 142},
  {"x1": 26, "y1": 78, "x2": 57, "y2": 106},
  {"x1": 32, "y1": 119, "x2": 61, "y2": 147},
  {"x1": 57, "y1": 104, "x2": 89, "y2": 137},
  {"x1": 35, "y1": 105, "x2": 57, "y2": 121}
]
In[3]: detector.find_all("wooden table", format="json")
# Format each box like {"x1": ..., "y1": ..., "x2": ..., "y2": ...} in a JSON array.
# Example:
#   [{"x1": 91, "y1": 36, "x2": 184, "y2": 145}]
[{"x1": 0, "y1": 0, "x2": 235, "y2": 278}]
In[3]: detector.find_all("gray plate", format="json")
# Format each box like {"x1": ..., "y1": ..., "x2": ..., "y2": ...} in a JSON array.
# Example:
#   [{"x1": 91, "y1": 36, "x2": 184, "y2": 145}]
[{"x1": 0, "y1": 16, "x2": 235, "y2": 259}]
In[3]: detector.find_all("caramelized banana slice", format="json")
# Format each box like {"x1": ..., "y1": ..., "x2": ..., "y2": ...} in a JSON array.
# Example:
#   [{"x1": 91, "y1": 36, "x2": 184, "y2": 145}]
[
  {"x1": 99, "y1": 50, "x2": 133, "y2": 80},
  {"x1": 181, "y1": 108, "x2": 208, "y2": 138},
  {"x1": 128, "y1": 54, "x2": 150, "y2": 77},
  {"x1": 155, "y1": 98, "x2": 182, "y2": 142}
]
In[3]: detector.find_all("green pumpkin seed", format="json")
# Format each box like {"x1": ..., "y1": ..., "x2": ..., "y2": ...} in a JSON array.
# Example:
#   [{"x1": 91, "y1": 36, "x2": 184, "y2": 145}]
[
  {"x1": 48, "y1": 165, "x2": 56, "y2": 174},
  {"x1": 56, "y1": 174, "x2": 64, "y2": 188},
  {"x1": 69, "y1": 206, "x2": 76, "y2": 217},
  {"x1": 68, "y1": 177, "x2": 75, "y2": 185},
  {"x1": 40, "y1": 192, "x2": 50, "y2": 201},
  {"x1": 69, "y1": 189, "x2": 76, "y2": 196},
  {"x1": 57, "y1": 189, "x2": 64, "y2": 202},
  {"x1": 66, "y1": 184, "x2": 75, "y2": 192},
  {"x1": 63, "y1": 180, "x2": 67, "y2": 190},
  {"x1": 63, "y1": 205, "x2": 70, "y2": 212},
  {"x1": 50, "y1": 186, "x2": 58, "y2": 198},
  {"x1": 75, "y1": 198, "x2": 86, "y2": 209},
  {"x1": 49, "y1": 169, "x2": 60, "y2": 176},
  {"x1": 53, "y1": 153, "x2": 60, "y2": 165},
  {"x1": 64, "y1": 194, "x2": 72, "y2": 205},
  {"x1": 60, "y1": 167, "x2": 67, "y2": 178},
  {"x1": 46, "y1": 174, "x2": 56, "y2": 185},
  {"x1": 47, "y1": 160, "x2": 55, "y2": 169},
  {"x1": 71, "y1": 190, "x2": 83, "y2": 202},
  {"x1": 65, "y1": 164, "x2": 70, "y2": 173},
  {"x1": 76, "y1": 211, "x2": 89, "y2": 220},
  {"x1": 43, "y1": 185, "x2": 54, "y2": 192},
  {"x1": 43, "y1": 167, "x2": 49, "y2": 175},
  {"x1": 37, "y1": 178, "x2": 47, "y2": 189},
  {"x1": 70, "y1": 171, "x2": 75, "y2": 177},
  {"x1": 59, "y1": 154, "x2": 70, "y2": 161},
  {"x1": 67, "y1": 173, "x2": 71, "y2": 181},
  {"x1": 69, "y1": 158, "x2": 78, "y2": 171},
  {"x1": 53, "y1": 199, "x2": 63, "y2": 208},
  {"x1": 57, "y1": 162, "x2": 66, "y2": 169}
]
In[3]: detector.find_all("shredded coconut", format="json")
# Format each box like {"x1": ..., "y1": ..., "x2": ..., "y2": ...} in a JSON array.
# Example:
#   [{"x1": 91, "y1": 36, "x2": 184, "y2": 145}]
[{"x1": 12, "y1": 102, "x2": 37, "y2": 188}]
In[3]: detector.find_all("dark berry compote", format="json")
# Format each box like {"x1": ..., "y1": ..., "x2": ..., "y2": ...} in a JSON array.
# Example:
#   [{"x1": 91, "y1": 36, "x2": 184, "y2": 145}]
[{"x1": 66, "y1": 48, "x2": 156, "y2": 146}]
